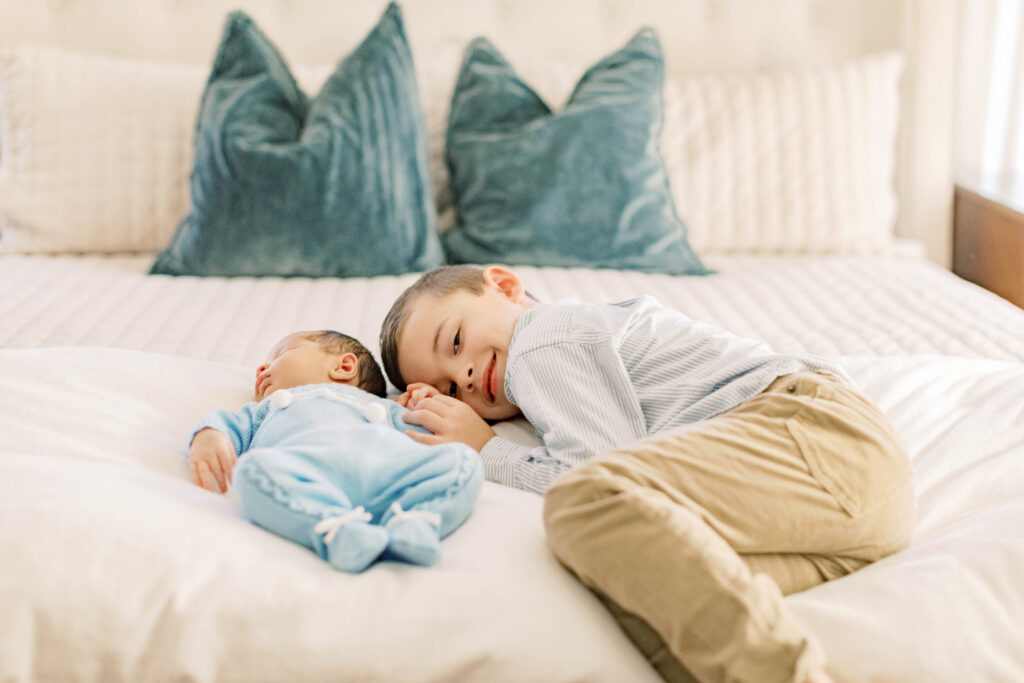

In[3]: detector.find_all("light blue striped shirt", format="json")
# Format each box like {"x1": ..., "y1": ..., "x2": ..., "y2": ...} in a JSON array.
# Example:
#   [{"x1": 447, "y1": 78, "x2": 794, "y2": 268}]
[{"x1": 480, "y1": 295, "x2": 850, "y2": 494}]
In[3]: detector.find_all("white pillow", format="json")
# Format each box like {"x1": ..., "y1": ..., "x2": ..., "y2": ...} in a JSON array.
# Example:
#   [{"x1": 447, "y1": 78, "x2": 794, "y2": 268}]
[
  {"x1": 431, "y1": 50, "x2": 905, "y2": 254},
  {"x1": 0, "y1": 43, "x2": 459, "y2": 254},
  {"x1": 0, "y1": 44, "x2": 902, "y2": 256},
  {"x1": 0, "y1": 45, "x2": 205, "y2": 253},
  {"x1": 661, "y1": 52, "x2": 904, "y2": 255}
]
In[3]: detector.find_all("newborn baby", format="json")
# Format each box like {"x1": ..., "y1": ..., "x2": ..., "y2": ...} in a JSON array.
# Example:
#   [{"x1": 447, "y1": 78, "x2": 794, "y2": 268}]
[{"x1": 188, "y1": 330, "x2": 482, "y2": 572}]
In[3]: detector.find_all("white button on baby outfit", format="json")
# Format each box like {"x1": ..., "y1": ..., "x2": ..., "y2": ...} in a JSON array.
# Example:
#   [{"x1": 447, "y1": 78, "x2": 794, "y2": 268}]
[
  {"x1": 364, "y1": 402, "x2": 388, "y2": 424},
  {"x1": 270, "y1": 389, "x2": 292, "y2": 408}
]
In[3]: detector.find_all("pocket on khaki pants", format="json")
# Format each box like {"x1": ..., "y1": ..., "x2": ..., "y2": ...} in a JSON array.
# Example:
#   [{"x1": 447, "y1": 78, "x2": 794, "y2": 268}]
[{"x1": 785, "y1": 383, "x2": 912, "y2": 520}]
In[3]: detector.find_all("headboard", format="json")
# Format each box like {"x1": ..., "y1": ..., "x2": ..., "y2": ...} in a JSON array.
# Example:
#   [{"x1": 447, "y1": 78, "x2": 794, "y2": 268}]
[{"x1": 0, "y1": 0, "x2": 955, "y2": 266}]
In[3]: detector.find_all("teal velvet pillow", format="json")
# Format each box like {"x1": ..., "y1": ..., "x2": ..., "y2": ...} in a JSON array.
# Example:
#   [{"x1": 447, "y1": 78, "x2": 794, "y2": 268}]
[
  {"x1": 151, "y1": 3, "x2": 443, "y2": 278},
  {"x1": 442, "y1": 29, "x2": 709, "y2": 275}
]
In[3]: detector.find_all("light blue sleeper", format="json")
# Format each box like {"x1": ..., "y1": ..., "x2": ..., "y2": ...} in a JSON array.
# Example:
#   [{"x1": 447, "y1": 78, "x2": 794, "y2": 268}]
[{"x1": 191, "y1": 383, "x2": 483, "y2": 573}]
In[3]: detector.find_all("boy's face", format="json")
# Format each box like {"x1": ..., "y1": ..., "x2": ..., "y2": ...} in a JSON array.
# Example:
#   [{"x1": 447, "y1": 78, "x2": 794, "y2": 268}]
[
  {"x1": 255, "y1": 333, "x2": 357, "y2": 401},
  {"x1": 397, "y1": 266, "x2": 532, "y2": 421}
]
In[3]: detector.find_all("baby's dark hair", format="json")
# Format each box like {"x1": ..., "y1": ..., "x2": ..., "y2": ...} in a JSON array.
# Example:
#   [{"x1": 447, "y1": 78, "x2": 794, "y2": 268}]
[
  {"x1": 304, "y1": 330, "x2": 387, "y2": 398},
  {"x1": 379, "y1": 265, "x2": 488, "y2": 391}
]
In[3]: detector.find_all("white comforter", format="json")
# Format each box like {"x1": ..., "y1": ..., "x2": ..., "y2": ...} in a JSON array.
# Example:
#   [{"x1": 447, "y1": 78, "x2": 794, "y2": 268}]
[{"x1": 1, "y1": 347, "x2": 1021, "y2": 682}]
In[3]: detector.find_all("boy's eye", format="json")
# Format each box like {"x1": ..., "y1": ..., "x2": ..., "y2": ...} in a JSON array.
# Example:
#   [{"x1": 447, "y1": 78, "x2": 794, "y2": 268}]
[
  {"x1": 447, "y1": 381, "x2": 457, "y2": 397},
  {"x1": 453, "y1": 329, "x2": 461, "y2": 354}
]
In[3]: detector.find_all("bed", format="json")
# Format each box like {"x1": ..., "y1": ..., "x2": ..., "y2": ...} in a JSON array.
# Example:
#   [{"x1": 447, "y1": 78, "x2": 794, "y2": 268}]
[{"x1": 2, "y1": 1, "x2": 1023, "y2": 682}]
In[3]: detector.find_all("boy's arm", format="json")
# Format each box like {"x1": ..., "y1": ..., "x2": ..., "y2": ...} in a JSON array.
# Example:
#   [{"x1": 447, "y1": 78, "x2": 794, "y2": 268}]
[
  {"x1": 476, "y1": 437, "x2": 572, "y2": 495},
  {"x1": 484, "y1": 339, "x2": 648, "y2": 494},
  {"x1": 400, "y1": 337, "x2": 647, "y2": 494}
]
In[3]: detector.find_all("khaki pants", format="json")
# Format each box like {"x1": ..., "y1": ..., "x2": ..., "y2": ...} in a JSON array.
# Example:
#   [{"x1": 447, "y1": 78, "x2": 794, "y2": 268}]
[{"x1": 542, "y1": 371, "x2": 915, "y2": 683}]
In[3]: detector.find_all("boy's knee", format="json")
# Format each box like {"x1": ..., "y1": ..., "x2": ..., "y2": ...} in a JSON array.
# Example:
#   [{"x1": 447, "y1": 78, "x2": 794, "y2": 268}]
[
  {"x1": 868, "y1": 478, "x2": 916, "y2": 559},
  {"x1": 542, "y1": 460, "x2": 628, "y2": 548}
]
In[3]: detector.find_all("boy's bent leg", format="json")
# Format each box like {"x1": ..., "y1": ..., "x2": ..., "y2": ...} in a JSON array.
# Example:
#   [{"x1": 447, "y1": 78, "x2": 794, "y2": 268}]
[
  {"x1": 738, "y1": 553, "x2": 864, "y2": 596},
  {"x1": 594, "y1": 591, "x2": 701, "y2": 683},
  {"x1": 543, "y1": 372, "x2": 914, "y2": 681},
  {"x1": 591, "y1": 372, "x2": 913, "y2": 587},
  {"x1": 544, "y1": 464, "x2": 825, "y2": 683}
]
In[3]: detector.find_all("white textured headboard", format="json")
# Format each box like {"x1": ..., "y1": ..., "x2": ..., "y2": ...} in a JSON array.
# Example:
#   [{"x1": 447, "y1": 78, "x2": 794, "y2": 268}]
[{"x1": 0, "y1": 0, "x2": 954, "y2": 265}]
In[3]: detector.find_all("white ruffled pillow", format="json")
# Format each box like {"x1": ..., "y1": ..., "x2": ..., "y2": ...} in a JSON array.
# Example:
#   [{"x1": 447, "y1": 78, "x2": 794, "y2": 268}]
[
  {"x1": 0, "y1": 43, "x2": 457, "y2": 255},
  {"x1": 661, "y1": 52, "x2": 904, "y2": 255},
  {"x1": 0, "y1": 46, "x2": 205, "y2": 253},
  {"x1": 431, "y1": 50, "x2": 904, "y2": 255},
  {"x1": 0, "y1": 43, "x2": 902, "y2": 256}
]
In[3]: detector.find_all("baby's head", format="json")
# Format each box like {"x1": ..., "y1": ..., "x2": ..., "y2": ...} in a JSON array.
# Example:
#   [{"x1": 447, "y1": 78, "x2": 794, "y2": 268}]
[
  {"x1": 380, "y1": 265, "x2": 534, "y2": 421},
  {"x1": 255, "y1": 330, "x2": 386, "y2": 401}
]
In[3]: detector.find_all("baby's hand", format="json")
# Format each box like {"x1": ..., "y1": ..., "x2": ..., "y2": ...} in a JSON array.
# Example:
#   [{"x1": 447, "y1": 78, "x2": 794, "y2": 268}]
[
  {"x1": 397, "y1": 382, "x2": 440, "y2": 410},
  {"x1": 403, "y1": 395, "x2": 496, "y2": 452},
  {"x1": 188, "y1": 428, "x2": 237, "y2": 493}
]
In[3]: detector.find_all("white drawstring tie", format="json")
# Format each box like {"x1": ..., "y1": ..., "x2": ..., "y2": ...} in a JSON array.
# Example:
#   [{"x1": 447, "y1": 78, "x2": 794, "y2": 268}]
[
  {"x1": 385, "y1": 501, "x2": 441, "y2": 530},
  {"x1": 314, "y1": 506, "x2": 373, "y2": 544}
]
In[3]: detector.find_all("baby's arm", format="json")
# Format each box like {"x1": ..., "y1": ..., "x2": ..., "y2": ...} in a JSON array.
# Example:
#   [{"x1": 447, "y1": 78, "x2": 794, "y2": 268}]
[
  {"x1": 189, "y1": 428, "x2": 237, "y2": 493},
  {"x1": 188, "y1": 400, "x2": 269, "y2": 493},
  {"x1": 396, "y1": 382, "x2": 438, "y2": 410}
]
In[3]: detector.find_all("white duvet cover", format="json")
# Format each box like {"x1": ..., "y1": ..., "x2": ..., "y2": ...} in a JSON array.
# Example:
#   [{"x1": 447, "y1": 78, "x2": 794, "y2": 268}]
[
  {"x1": 1, "y1": 348, "x2": 1022, "y2": 682},
  {"x1": 1, "y1": 254, "x2": 1023, "y2": 682}
]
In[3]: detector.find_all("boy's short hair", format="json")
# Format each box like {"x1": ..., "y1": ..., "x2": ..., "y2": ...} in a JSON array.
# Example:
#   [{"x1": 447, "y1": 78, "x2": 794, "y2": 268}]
[
  {"x1": 304, "y1": 330, "x2": 387, "y2": 398},
  {"x1": 379, "y1": 265, "x2": 487, "y2": 391}
]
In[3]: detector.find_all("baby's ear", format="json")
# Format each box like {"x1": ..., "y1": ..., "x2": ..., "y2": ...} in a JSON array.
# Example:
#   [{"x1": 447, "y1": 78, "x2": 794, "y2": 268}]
[{"x1": 329, "y1": 353, "x2": 359, "y2": 383}]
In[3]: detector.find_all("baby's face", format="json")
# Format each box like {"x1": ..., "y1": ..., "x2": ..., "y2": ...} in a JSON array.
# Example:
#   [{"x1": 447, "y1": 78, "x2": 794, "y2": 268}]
[
  {"x1": 254, "y1": 334, "x2": 335, "y2": 401},
  {"x1": 397, "y1": 287, "x2": 526, "y2": 421}
]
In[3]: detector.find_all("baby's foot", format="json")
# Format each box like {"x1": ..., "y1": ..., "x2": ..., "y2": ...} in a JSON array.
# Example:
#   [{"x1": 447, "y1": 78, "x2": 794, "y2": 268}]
[
  {"x1": 315, "y1": 512, "x2": 389, "y2": 573},
  {"x1": 387, "y1": 519, "x2": 442, "y2": 567}
]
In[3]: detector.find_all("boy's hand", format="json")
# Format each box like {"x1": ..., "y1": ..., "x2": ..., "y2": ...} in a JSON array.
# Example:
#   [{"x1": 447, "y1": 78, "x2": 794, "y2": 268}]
[
  {"x1": 188, "y1": 428, "x2": 237, "y2": 493},
  {"x1": 403, "y1": 395, "x2": 496, "y2": 452},
  {"x1": 397, "y1": 382, "x2": 440, "y2": 410}
]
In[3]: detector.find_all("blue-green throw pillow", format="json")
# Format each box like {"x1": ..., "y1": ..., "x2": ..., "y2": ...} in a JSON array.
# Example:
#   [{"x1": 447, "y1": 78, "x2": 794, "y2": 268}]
[
  {"x1": 442, "y1": 29, "x2": 709, "y2": 275},
  {"x1": 151, "y1": 3, "x2": 443, "y2": 278}
]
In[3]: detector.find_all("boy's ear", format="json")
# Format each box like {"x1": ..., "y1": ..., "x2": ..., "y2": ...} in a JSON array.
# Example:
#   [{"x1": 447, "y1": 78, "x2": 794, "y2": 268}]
[
  {"x1": 329, "y1": 353, "x2": 359, "y2": 383},
  {"x1": 482, "y1": 265, "x2": 525, "y2": 302}
]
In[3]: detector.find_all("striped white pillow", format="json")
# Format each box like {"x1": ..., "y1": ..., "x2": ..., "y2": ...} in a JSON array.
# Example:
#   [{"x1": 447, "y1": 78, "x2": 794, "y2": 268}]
[
  {"x1": 660, "y1": 52, "x2": 904, "y2": 255},
  {"x1": 0, "y1": 46, "x2": 205, "y2": 254},
  {"x1": 0, "y1": 44, "x2": 902, "y2": 257}
]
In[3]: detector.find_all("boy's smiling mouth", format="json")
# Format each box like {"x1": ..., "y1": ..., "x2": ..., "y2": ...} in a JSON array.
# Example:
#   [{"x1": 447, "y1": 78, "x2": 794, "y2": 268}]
[{"x1": 484, "y1": 353, "x2": 497, "y2": 403}]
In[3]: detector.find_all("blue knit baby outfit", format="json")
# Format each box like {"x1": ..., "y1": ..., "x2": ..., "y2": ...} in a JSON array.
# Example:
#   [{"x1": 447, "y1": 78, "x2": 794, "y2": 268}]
[{"x1": 191, "y1": 383, "x2": 482, "y2": 572}]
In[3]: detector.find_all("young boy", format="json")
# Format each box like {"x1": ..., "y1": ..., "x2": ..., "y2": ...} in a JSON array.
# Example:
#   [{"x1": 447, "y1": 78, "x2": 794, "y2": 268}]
[
  {"x1": 188, "y1": 330, "x2": 482, "y2": 573},
  {"x1": 379, "y1": 265, "x2": 914, "y2": 683}
]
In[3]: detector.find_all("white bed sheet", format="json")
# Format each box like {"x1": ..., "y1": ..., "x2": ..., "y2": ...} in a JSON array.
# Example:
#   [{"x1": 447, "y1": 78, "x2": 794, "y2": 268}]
[
  {"x1": 2, "y1": 253, "x2": 1024, "y2": 682},
  {"x1": 2, "y1": 253, "x2": 1024, "y2": 367}
]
